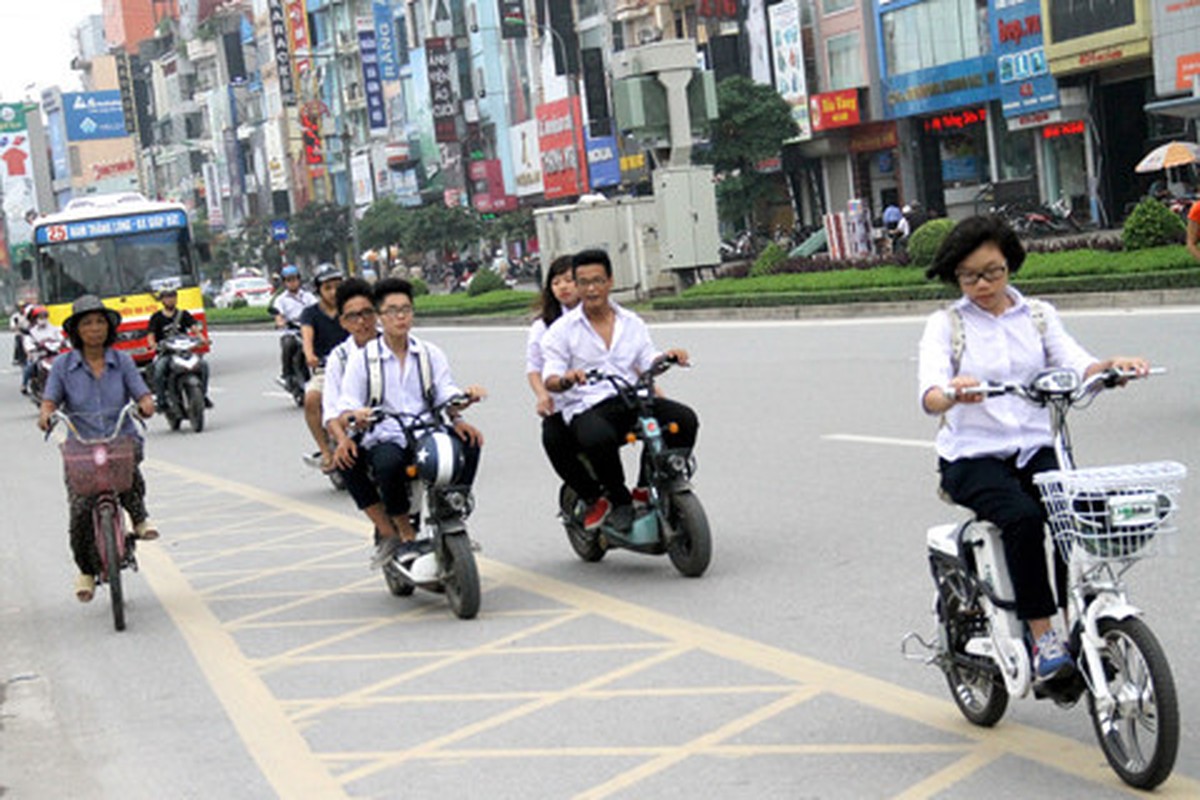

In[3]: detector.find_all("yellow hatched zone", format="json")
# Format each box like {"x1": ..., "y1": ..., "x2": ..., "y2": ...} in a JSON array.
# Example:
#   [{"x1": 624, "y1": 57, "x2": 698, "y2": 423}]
[{"x1": 138, "y1": 459, "x2": 1198, "y2": 799}]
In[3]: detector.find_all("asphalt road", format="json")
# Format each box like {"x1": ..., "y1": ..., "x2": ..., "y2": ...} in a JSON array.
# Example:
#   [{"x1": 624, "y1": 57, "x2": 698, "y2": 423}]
[{"x1": 2, "y1": 308, "x2": 1198, "y2": 799}]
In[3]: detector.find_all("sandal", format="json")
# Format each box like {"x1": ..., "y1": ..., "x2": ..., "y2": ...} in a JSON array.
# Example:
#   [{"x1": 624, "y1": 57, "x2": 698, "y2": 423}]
[
  {"x1": 75, "y1": 574, "x2": 95, "y2": 603},
  {"x1": 134, "y1": 520, "x2": 160, "y2": 541}
]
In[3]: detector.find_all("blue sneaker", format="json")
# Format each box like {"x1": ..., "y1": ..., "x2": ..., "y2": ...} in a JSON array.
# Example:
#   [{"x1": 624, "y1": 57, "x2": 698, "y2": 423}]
[{"x1": 1033, "y1": 630, "x2": 1073, "y2": 680}]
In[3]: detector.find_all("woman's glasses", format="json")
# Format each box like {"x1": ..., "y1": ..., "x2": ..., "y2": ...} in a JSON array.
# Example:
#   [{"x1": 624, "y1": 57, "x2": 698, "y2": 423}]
[{"x1": 956, "y1": 265, "x2": 1008, "y2": 286}]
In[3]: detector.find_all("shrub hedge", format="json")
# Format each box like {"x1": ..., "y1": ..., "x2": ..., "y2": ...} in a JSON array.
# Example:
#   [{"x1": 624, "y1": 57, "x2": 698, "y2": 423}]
[
  {"x1": 907, "y1": 218, "x2": 958, "y2": 267},
  {"x1": 1122, "y1": 198, "x2": 1186, "y2": 250}
]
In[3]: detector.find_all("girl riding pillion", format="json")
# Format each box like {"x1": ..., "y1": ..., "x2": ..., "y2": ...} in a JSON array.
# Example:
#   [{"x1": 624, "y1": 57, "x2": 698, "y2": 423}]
[
  {"x1": 525, "y1": 256, "x2": 600, "y2": 506},
  {"x1": 37, "y1": 296, "x2": 159, "y2": 603},
  {"x1": 917, "y1": 215, "x2": 1148, "y2": 681}
]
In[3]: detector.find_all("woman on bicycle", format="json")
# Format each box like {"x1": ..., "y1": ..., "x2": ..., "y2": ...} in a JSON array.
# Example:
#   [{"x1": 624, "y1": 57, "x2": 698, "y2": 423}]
[
  {"x1": 37, "y1": 296, "x2": 158, "y2": 603},
  {"x1": 525, "y1": 255, "x2": 603, "y2": 518},
  {"x1": 917, "y1": 215, "x2": 1147, "y2": 680}
]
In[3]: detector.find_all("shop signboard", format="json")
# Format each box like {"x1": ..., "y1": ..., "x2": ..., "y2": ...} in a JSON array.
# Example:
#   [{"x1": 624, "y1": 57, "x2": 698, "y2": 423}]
[
  {"x1": 881, "y1": 57, "x2": 997, "y2": 118},
  {"x1": 537, "y1": 97, "x2": 588, "y2": 200},
  {"x1": 283, "y1": 0, "x2": 312, "y2": 82},
  {"x1": 809, "y1": 89, "x2": 860, "y2": 132},
  {"x1": 1041, "y1": 0, "x2": 1151, "y2": 75},
  {"x1": 990, "y1": 0, "x2": 1059, "y2": 117},
  {"x1": 63, "y1": 92, "x2": 128, "y2": 141},
  {"x1": 1150, "y1": 0, "x2": 1200, "y2": 95},
  {"x1": 585, "y1": 133, "x2": 621, "y2": 189},
  {"x1": 373, "y1": 0, "x2": 400, "y2": 81},
  {"x1": 847, "y1": 121, "x2": 898, "y2": 154},
  {"x1": 268, "y1": 0, "x2": 296, "y2": 105},
  {"x1": 511, "y1": 120, "x2": 544, "y2": 197},
  {"x1": 767, "y1": 0, "x2": 811, "y2": 140},
  {"x1": 469, "y1": 159, "x2": 518, "y2": 212},
  {"x1": 357, "y1": 19, "x2": 389, "y2": 132},
  {"x1": 426, "y1": 37, "x2": 459, "y2": 143}
]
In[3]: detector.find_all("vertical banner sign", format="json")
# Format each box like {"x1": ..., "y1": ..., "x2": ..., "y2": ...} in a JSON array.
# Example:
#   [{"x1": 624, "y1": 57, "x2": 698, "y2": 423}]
[
  {"x1": 0, "y1": 103, "x2": 35, "y2": 247},
  {"x1": 584, "y1": 133, "x2": 620, "y2": 188},
  {"x1": 498, "y1": 0, "x2": 527, "y2": 37},
  {"x1": 990, "y1": 0, "x2": 1059, "y2": 117},
  {"x1": 269, "y1": 0, "x2": 296, "y2": 105},
  {"x1": 373, "y1": 0, "x2": 399, "y2": 81},
  {"x1": 284, "y1": 0, "x2": 312, "y2": 86},
  {"x1": 511, "y1": 120, "x2": 544, "y2": 196},
  {"x1": 767, "y1": 0, "x2": 811, "y2": 140},
  {"x1": 537, "y1": 96, "x2": 588, "y2": 199},
  {"x1": 300, "y1": 105, "x2": 325, "y2": 173},
  {"x1": 115, "y1": 52, "x2": 138, "y2": 136},
  {"x1": 357, "y1": 18, "x2": 389, "y2": 132},
  {"x1": 203, "y1": 161, "x2": 225, "y2": 230},
  {"x1": 426, "y1": 38, "x2": 459, "y2": 143}
]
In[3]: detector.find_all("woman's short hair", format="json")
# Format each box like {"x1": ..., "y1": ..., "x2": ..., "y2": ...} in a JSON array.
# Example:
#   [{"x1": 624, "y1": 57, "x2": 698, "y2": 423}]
[{"x1": 927, "y1": 215, "x2": 1026, "y2": 284}]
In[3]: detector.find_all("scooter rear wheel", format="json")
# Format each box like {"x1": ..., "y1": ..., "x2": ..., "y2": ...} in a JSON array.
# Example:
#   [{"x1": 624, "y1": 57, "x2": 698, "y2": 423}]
[
  {"x1": 559, "y1": 485, "x2": 606, "y2": 563},
  {"x1": 938, "y1": 592, "x2": 1007, "y2": 727},
  {"x1": 1087, "y1": 617, "x2": 1178, "y2": 789},
  {"x1": 442, "y1": 534, "x2": 480, "y2": 620}
]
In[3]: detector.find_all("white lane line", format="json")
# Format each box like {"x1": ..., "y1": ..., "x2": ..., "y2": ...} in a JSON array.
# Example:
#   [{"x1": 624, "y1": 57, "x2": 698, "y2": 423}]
[
  {"x1": 823, "y1": 433, "x2": 935, "y2": 449},
  {"x1": 262, "y1": 390, "x2": 293, "y2": 398}
]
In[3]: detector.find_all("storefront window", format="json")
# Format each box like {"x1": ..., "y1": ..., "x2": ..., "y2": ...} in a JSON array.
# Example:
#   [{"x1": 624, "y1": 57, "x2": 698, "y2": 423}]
[
  {"x1": 823, "y1": 0, "x2": 854, "y2": 12},
  {"x1": 997, "y1": 128, "x2": 1035, "y2": 181},
  {"x1": 882, "y1": 0, "x2": 987, "y2": 76},
  {"x1": 1049, "y1": 0, "x2": 1134, "y2": 42},
  {"x1": 827, "y1": 33, "x2": 863, "y2": 90}
]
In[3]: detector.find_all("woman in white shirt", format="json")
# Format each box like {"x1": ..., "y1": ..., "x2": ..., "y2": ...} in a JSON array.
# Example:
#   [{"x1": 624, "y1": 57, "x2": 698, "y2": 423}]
[
  {"x1": 917, "y1": 215, "x2": 1147, "y2": 681},
  {"x1": 525, "y1": 256, "x2": 602, "y2": 506}
]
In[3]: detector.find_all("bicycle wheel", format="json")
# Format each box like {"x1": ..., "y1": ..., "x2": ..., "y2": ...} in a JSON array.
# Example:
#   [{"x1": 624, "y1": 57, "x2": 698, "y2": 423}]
[
  {"x1": 1087, "y1": 617, "x2": 1178, "y2": 789},
  {"x1": 98, "y1": 504, "x2": 125, "y2": 632},
  {"x1": 666, "y1": 491, "x2": 712, "y2": 578},
  {"x1": 441, "y1": 533, "x2": 480, "y2": 620}
]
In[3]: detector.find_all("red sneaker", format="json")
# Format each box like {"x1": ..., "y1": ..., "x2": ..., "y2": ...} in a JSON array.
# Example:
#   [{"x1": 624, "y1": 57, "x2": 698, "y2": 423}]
[
  {"x1": 583, "y1": 497, "x2": 611, "y2": 530},
  {"x1": 631, "y1": 487, "x2": 650, "y2": 505}
]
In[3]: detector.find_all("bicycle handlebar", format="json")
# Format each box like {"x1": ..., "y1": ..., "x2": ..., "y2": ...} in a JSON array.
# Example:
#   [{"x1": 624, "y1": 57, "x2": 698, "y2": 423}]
[
  {"x1": 45, "y1": 401, "x2": 145, "y2": 444},
  {"x1": 943, "y1": 366, "x2": 1162, "y2": 404}
]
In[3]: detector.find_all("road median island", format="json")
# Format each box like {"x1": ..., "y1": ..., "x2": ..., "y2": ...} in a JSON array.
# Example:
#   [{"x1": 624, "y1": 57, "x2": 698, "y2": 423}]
[{"x1": 653, "y1": 245, "x2": 1200, "y2": 312}]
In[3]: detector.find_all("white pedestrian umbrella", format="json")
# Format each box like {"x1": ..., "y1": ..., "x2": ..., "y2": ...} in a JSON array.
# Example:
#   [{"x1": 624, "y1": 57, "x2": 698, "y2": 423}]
[{"x1": 1134, "y1": 141, "x2": 1200, "y2": 173}]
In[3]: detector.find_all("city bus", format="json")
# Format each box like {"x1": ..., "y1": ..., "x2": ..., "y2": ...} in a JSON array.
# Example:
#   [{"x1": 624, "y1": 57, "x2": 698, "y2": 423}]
[{"x1": 27, "y1": 193, "x2": 209, "y2": 366}]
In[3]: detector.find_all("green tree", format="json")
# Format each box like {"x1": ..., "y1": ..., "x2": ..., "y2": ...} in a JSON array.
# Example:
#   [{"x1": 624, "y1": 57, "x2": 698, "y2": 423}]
[
  {"x1": 289, "y1": 202, "x2": 351, "y2": 264},
  {"x1": 359, "y1": 197, "x2": 411, "y2": 254},
  {"x1": 486, "y1": 207, "x2": 535, "y2": 244},
  {"x1": 406, "y1": 203, "x2": 483, "y2": 258},
  {"x1": 702, "y1": 76, "x2": 797, "y2": 230}
]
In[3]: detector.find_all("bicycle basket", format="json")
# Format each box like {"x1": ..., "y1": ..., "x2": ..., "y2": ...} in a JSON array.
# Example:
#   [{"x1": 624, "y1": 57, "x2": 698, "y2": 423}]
[
  {"x1": 61, "y1": 436, "x2": 137, "y2": 496},
  {"x1": 1034, "y1": 461, "x2": 1186, "y2": 561}
]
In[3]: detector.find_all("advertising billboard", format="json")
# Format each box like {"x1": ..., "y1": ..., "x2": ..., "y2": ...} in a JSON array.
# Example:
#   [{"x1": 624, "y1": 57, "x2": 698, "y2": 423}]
[
  {"x1": 511, "y1": 120, "x2": 544, "y2": 197},
  {"x1": 767, "y1": 0, "x2": 811, "y2": 140},
  {"x1": 990, "y1": 0, "x2": 1059, "y2": 117},
  {"x1": 0, "y1": 103, "x2": 36, "y2": 247},
  {"x1": 537, "y1": 97, "x2": 588, "y2": 200},
  {"x1": 63, "y1": 92, "x2": 129, "y2": 141},
  {"x1": 585, "y1": 134, "x2": 621, "y2": 189}
]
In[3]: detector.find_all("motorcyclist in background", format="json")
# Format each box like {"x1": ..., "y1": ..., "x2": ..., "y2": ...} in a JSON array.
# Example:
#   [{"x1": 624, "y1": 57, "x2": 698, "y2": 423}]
[
  {"x1": 300, "y1": 264, "x2": 348, "y2": 471},
  {"x1": 272, "y1": 264, "x2": 316, "y2": 388},
  {"x1": 146, "y1": 288, "x2": 212, "y2": 411},
  {"x1": 20, "y1": 306, "x2": 64, "y2": 395},
  {"x1": 11, "y1": 302, "x2": 33, "y2": 367}
]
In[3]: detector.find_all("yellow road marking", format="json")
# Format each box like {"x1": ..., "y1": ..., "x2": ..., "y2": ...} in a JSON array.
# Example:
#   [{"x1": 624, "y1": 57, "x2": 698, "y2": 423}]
[
  {"x1": 893, "y1": 745, "x2": 1005, "y2": 800},
  {"x1": 141, "y1": 458, "x2": 1200, "y2": 798},
  {"x1": 138, "y1": 543, "x2": 348, "y2": 800}
]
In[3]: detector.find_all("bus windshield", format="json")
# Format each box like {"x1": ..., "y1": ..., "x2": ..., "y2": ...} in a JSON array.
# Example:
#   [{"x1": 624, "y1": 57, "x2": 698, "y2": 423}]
[{"x1": 38, "y1": 229, "x2": 196, "y2": 305}]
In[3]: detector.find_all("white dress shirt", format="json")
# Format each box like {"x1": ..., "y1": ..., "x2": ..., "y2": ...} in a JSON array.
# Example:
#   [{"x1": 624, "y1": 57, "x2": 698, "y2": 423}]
[
  {"x1": 540, "y1": 301, "x2": 660, "y2": 423},
  {"x1": 526, "y1": 318, "x2": 561, "y2": 415},
  {"x1": 918, "y1": 287, "x2": 1096, "y2": 467},
  {"x1": 274, "y1": 288, "x2": 316, "y2": 328},
  {"x1": 336, "y1": 335, "x2": 461, "y2": 448},
  {"x1": 322, "y1": 336, "x2": 365, "y2": 426}
]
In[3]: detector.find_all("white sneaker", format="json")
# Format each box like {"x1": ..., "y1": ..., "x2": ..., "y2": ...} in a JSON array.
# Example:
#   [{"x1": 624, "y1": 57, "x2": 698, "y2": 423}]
[{"x1": 370, "y1": 537, "x2": 400, "y2": 569}]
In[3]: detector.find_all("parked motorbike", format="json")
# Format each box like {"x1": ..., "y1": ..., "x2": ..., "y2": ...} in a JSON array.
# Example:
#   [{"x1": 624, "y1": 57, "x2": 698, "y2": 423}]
[
  {"x1": 157, "y1": 334, "x2": 208, "y2": 433},
  {"x1": 359, "y1": 395, "x2": 484, "y2": 620},
  {"x1": 559, "y1": 355, "x2": 712, "y2": 577},
  {"x1": 902, "y1": 367, "x2": 1183, "y2": 789}
]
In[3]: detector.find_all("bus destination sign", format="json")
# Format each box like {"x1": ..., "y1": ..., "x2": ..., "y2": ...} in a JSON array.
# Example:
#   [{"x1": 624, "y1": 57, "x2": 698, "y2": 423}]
[{"x1": 36, "y1": 210, "x2": 188, "y2": 245}]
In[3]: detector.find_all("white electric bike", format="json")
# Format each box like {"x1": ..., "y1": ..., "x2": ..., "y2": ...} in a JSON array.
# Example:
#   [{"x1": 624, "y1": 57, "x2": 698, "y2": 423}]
[{"x1": 902, "y1": 367, "x2": 1184, "y2": 790}]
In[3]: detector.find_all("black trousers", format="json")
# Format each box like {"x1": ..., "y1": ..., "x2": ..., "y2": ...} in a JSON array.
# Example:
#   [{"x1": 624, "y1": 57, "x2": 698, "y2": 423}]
[
  {"x1": 542, "y1": 412, "x2": 601, "y2": 502},
  {"x1": 369, "y1": 438, "x2": 481, "y2": 516},
  {"x1": 939, "y1": 447, "x2": 1065, "y2": 621},
  {"x1": 570, "y1": 395, "x2": 698, "y2": 507},
  {"x1": 339, "y1": 448, "x2": 380, "y2": 511},
  {"x1": 280, "y1": 335, "x2": 301, "y2": 378}
]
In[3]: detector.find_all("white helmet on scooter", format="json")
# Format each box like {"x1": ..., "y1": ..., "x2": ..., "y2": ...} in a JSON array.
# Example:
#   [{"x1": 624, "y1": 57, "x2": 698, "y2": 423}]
[{"x1": 413, "y1": 429, "x2": 467, "y2": 487}]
